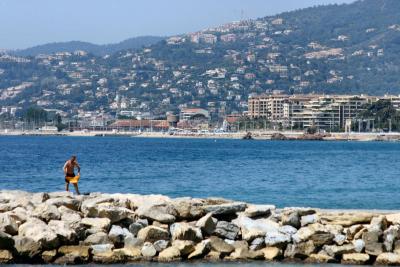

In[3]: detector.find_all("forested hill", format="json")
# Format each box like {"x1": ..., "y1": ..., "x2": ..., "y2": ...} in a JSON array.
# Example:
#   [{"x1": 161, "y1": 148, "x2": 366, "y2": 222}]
[
  {"x1": 1, "y1": 0, "x2": 400, "y2": 117},
  {"x1": 12, "y1": 36, "x2": 164, "y2": 56}
]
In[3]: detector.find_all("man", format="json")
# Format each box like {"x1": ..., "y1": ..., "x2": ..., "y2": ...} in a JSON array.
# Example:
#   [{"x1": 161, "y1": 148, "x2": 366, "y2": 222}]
[{"x1": 63, "y1": 155, "x2": 81, "y2": 195}]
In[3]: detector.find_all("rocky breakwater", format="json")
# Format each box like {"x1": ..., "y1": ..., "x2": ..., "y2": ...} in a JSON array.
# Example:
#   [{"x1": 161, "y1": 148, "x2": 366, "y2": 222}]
[{"x1": 1, "y1": 191, "x2": 400, "y2": 265}]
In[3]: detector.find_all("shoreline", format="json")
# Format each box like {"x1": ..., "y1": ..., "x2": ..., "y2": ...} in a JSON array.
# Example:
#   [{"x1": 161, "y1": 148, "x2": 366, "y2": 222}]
[
  {"x1": 1, "y1": 190, "x2": 400, "y2": 265},
  {"x1": 1, "y1": 130, "x2": 400, "y2": 142}
]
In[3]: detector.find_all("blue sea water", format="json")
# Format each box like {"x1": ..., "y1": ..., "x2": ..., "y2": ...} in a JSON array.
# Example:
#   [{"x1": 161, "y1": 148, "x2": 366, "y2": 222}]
[{"x1": 1, "y1": 136, "x2": 400, "y2": 210}]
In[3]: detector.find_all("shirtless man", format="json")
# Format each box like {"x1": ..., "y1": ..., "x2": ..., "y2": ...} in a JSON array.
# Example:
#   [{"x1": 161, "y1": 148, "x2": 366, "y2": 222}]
[{"x1": 63, "y1": 155, "x2": 81, "y2": 195}]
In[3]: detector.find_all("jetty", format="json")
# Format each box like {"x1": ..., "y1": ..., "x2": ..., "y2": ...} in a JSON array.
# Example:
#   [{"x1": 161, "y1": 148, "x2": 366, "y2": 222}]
[{"x1": 1, "y1": 190, "x2": 400, "y2": 265}]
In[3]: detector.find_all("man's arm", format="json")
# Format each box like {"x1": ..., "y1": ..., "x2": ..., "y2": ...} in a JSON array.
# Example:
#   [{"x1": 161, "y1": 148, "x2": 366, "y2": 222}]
[
  {"x1": 75, "y1": 162, "x2": 81, "y2": 174},
  {"x1": 63, "y1": 162, "x2": 68, "y2": 175}
]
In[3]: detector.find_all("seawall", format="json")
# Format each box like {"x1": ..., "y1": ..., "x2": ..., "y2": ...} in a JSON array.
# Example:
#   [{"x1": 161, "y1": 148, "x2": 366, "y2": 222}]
[{"x1": 1, "y1": 190, "x2": 400, "y2": 265}]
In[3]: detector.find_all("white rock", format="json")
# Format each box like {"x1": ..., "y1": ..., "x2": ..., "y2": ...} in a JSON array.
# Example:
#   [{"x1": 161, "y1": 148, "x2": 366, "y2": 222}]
[{"x1": 141, "y1": 242, "x2": 157, "y2": 257}]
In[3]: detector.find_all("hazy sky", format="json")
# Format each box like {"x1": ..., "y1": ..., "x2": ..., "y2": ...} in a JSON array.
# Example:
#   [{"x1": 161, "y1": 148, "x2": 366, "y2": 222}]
[{"x1": 0, "y1": 0, "x2": 355, "y2": 49}]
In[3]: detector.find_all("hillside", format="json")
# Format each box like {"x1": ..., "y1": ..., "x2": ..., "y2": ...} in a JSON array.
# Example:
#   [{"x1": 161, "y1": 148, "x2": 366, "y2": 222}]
[
  {"x1": 1, "y1": 0, "x2": 400, "y2": 120},
  {"x1": 12, "y1": 36, "x2": 164, "y2": 56}
]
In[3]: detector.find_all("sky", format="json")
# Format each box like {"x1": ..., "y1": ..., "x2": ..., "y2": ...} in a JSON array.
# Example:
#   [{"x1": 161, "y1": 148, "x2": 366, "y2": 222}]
[{"x1": 0, "y1": 0, "x2": 355, "y2": 50}]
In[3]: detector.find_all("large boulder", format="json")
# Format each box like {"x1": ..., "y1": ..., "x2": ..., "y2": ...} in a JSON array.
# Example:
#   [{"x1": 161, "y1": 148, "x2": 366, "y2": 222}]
[
  {"x1": 196, "y1": 213, "x2": 217, "y2": 235},
  {"x1": 204, "y1": 202, "x2": 247, "y2": 216},
  {"x1": 58, "y1": 245, "x2": 91, "y2": 262},
  {"x1": 91, "y1": 244, "x2": 115, "y2": 263},
  {"x1": 188, "y1": 240, "x2": 211, "y2": 259},
  {"x1": 0, "y1": 213, "x2": 19, "y2": 235},
  {"x1": 0, "y1": 232, "x2": 14, "y2": 250},
  {"x1": 284, "y1": 240, "x2": 316, "y2": 259},
  {"x1": 81, "y1": 217, "x2": 111, "y2": 231},
  {"x1": 32, "y1": 203, "x2": 61, "y2": 222},
  {"x1": 362, "y1": 230, "x2": 383, "y2": 256},
  {"x1": 83, "y1": 232, "x2": 111, "y2": 245},
  {"x1": 376, "y1": 252, "x2": 400, "y2": 265},
  {"x1": 282, "y1": 210, "x2": 301, "y2": 229},
  {"x1": 158, "y1": 246, "x2": 181, "y2": 262},
  {"x1": 108, "y1": 225, "x2": 131, "y2": 245},
  {"x1": 141, "y1": 242, "x2": 157, "y2": 257},
  {"x1": 232, "y1": 215, "x2": 279, "y2": 241},
  {"x1": 154, "y1": 240, "x2": 169, "y2": 252},
  {"x1": 319, "y1": 212, "x2": 374, "y2": 226},
  {"x1": 80, "y1": 196, "x2": 115, "y2": 215},
  {"x1": 171, "y1": 198, "x2": 205, "y2": 220},
  {"x1": 86, "y1": 204, "x2": 134, "y2": 224},
  {"x1": 13, "y1": 236, "x2": 41, "y2": 258},
  {"x1": 42, "y1": 250, "x2": 57, "y2": 263},
  {"x1": 46, "y1": 197, "x2": 81, "y2": 211},
  {"x1": 170, "y1": 223, "x2": 202, "y2": 242},
  {"x1": 136, "y1": 203, "x2": 178, "y2": 224},
  {"x1": 137, "y1": 226, "x2": 169, "y2": 243},
  {"x1": 48, "y1": 220, "x2": 76, "y2": 242},
  {"x1": 0, "y1": 250, "x2": 13, "y2": 263},
  {"x1": 244, "y1": 204, "x2": 275, "y2": 218},
  {"x1": 301, "y1": 214, "x2": 319, "y2": 227},
  {"x1": 342, "y1": 253, "x2": 370, "y2": 265},
  {"x1": 213, "y1": 221, "x2": 239, "y2": 240},
  {"x1": 265, "y1": 231, "x2": 291, "y2": 247},
  {"x1": 386, "y1": 213, "x2": 400, "y2": 225},
  {"x1": 323, "y1": 244, "x2": 355, "y2": 257},
  {"x1": 18, "y1": 218, "x2": 59, "y2": 249},
  {"x1": 172, "y1": 240, "x2": 196, "y2": 256},
  {"x1": 383, "y1": 225, "x2": 400, "y2": 252},
  {"x1": 208, "y1": 236, "x2": 235, "y2": 254},
  {"x1": 262, "y1": 246, "x2": 282, "y2": 260}
]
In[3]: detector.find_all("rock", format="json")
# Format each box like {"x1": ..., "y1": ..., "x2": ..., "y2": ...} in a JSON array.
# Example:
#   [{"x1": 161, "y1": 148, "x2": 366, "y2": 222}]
[
  {"x1": 141, "y1": 242, "x2": 157, "y2": 257},
  {"x1": 284, "y1": 240, "x2": 316, "y2": 259},
  {"x1": 108, "y1": 225, "x2": 129, "y2": 244},
  {"x1": 205, "y1": 250, "x2": 221, "y2": 260},
  {"x1": 6, "y1": 207, "x2": 28, "y2": 224},
  {"x1": 204, "y1": 202, "x2": 247, "y2": 216},
  {"x1": 0, "y1": 213, "x2": 19, "y2": 235},
  {"x1": 137, "y1": 203, "x2": 178, "y2": 224},
  {"x1": 87, "y1": 204, "x2": 134, "y2": 224},
  {"x1": 172, "y1": 240, "x2": 195, "y2": 256},
  {"x1": 347, "y1": 224, "x2": 365, "y2": 240},
  {"x1": 54, "y1": 254, "x2": 81, "y2": 264},
  {"x1": 81, "y1": 217, "x2": 111, "y2": 231},
  {"x1": 170, "y1": 222, "x2": 202, "y2": 242},
  {"x1": 323, "y1": 244, "x2": 355, "y2": 257},
  {"x1": 232, "y1": 215, "x2": 279, "y2": 241},
  {"x1": 31, "y1": 192, "x2": 50, "y2": 204},
  {"x1": 376, "y1": 252, "x2": 400, "y2": 265},
  {"x1": 80, "y1": 196, "x2": 114, "y2": 215},
  {"x1": 158, "y1": 246, "x2": 181, "y2": 262},
  {"x1": 228, "y1": 247, "x2": 264, "y2": 260},
  {"x1": 362, "y1": 230, "x2": 383, "y2": 256},
  {"x1": 342, "y1": 253, "x2": 370, "y2": 265},
  {"x1": 250, "y1": 237, "x2": 265, "y2": 250},
  {"x1": 42, "y1": 250, "x2": 57, "y2": 263},
  {"x1": 281, "y1": 210, "x2": 300, "y2": 229},
  {"x1": 214, "y1": 221, "x2": 239, "y2": 240},
  {"x1": 13, "y1": 236, "x2": 41, "y2": 258},
  {"x1": 154, "y1": 240, "x2": 169, "y2": 252},
  {"x1": 129, "y1": 222, "x2": 144, "y2": 237},
  {"x1": 301, "y1": 214, "x2": 319, "y2": 227},
  {"x1": 84, "y1": 232, "x2": 111, "y2": 245},
  {"x1": 334, "y1": 234, "x2": 346, "y2": 245},
  {"x1": 262, "y1": 246, "x2": 282, "y2": 260},
  {"x1": 265, "y1": 231, "x2": 291, "y2": 246},
  {"x1": 18, "y1": 218, "x2": 59, "y2": 249},
  {"x1": 91, "y1": 244, "x2": 115, "y2": 263},
  {"x1": 137, "y1": 226, "x2": 169, "y2": 243},
  {"x1": 352, "y1": 239, "x2": 365, "y2": 253},
  {"x1": 32, "y1": 203, "x2": 61, "y2": 222},
  {"x1": 383, "y1": 225, "x2": 400, "y2": 252},
  {"x1": 48, "y1": 220, "x2": 76, "y2": 242},
  {"x1": 319, "y1": 212, "x2": 374, "y2": 226},
  {"x1": 112, "y1": 247, "x2": 141, "y2": 261},
  {"x1": 0, "y1": 250, "x2": 13, "y2": 263},
  {"x1": 208, "y1": 236, "x2": 234, "y2": 254},
  {"x1": 305, "y1": 253, "x2": 335, "y2": 263},
  {"x1": 309, "y1": 231, "x2": 335, "y2": 247},
  {"x1": 244, "y1": 205, "x2": 275, "y2": 218},
  {"x1": 172, "y1": 198, "x2": 205, "y2": 220},
  {"x1": 58, "y1": 245, "x2": 90, "y2": 261},
  {"x1": 124, "y1": 236, "x2": 144, "y2": 248},
  {"x1": 292, "y1": 226, "x2": 315, "y2": 243},
  {"x1": 386, "y1": 213, "x2": 400, "y2": 225},
  {"x1": 196, "y1": 213, "x2": 217, "y2": 235},
  {"x1": 278, "y1": 225, "x2": 298, "y2": 236},
  {"x1": 46, "y1": 197, "x2": 81, "y2": 211},
  {"x1": 188, "y1": 240, "x2": 211, "y2": 259},
  {"x1": 369, "y1": 215, "x2": 387, "y2": 232},
  {"x1": 0, "y1": 232, "x2": 14, "y2": 250}
]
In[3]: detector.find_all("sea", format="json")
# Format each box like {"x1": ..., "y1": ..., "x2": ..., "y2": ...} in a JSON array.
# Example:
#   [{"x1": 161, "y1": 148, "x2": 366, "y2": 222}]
[{"x1": 1, "y1": 136, "x2": 400, "y2": 210}]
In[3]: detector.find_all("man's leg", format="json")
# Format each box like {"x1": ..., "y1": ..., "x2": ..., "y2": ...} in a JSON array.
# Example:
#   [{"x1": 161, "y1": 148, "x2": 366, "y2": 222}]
[{"x1": 73, "y1": 183, "x2": 80, "y2": 195}]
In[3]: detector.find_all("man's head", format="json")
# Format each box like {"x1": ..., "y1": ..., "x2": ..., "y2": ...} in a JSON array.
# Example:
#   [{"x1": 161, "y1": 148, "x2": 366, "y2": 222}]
[{"x1": 71, "y1": 155, "x2": 77, "y2": 163}]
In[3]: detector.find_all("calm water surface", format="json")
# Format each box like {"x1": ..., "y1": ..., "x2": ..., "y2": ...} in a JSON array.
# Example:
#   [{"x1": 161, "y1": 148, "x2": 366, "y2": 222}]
[{"x1": 1, "y1": 136, "x2": 399, "y2": 209}]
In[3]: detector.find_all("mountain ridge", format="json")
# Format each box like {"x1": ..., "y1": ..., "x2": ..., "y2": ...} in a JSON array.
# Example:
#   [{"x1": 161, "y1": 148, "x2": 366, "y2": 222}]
[{"x1": 11, "y1": 36, "x2": 165, "y2": 56}]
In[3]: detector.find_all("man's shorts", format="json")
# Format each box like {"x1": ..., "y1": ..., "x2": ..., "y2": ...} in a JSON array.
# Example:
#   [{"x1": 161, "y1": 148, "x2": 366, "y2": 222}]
[{"x1": 65, "y1": 173, "x2": 80, "y2": 184}]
